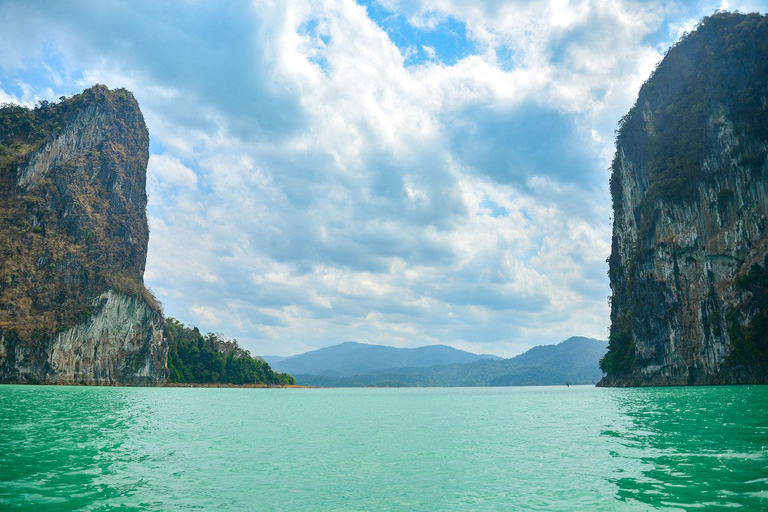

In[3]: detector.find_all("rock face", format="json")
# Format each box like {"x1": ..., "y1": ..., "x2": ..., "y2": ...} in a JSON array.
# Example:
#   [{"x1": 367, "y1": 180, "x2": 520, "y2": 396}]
[
  {"x1": 599, "y1": 13, "x2": 768, "y2": 386},
  {"x1": 0, "y1": 85, "x2": 167, "y2": 384}
]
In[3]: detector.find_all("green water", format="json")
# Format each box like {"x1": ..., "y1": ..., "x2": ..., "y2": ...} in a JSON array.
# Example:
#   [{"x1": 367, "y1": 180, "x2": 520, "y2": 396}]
[{"x1": 0, "y1": 386, "x2": 766, "y2": 511}]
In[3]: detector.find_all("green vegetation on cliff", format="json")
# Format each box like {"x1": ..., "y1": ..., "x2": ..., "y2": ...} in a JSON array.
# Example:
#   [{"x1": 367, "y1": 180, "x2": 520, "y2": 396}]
[
  {"x1": 615, "y1": 12, "x2": 768, "y2": 207},
  {"x1": 727, "y1": 256, "x2": 768, "y2": 366},
  {"x1": 599, "y1": 318, "x2": 634, "y2": 377},
  {"x1": 165, "y1": 318, "x2": 295, "y2": 386}
]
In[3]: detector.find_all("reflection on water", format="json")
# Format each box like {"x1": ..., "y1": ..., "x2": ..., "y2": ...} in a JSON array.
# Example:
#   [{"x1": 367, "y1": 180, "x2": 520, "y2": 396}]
[{"x1": 605, "y1": 386, "x2": 768, "y2": 510}]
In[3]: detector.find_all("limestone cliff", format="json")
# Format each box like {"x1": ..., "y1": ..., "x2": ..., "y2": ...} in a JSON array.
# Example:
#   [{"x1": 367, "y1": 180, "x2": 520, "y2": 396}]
[
  {"x1": 599, "y1": 13, "x2": 768, "y2": 386},
  {"x1": 0, "y1": 85, "x2": 167, "y2": 385}
]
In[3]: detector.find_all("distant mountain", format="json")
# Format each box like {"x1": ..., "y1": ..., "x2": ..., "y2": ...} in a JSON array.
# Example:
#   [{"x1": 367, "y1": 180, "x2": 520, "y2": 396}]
[
  {"x1": 261, "y1": 355, "x2": 289, "y2": 365},
  {"x1": 265, "y1": 341, "x2": 502, "y2": 378},
  {"x1": 294, "y1": 337, "x2": 607, "y2": 387}
]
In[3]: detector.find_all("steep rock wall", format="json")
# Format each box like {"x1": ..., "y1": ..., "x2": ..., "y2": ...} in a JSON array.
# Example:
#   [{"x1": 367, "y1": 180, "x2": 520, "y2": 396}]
[
  {"x1": 599, "y1": 13, "x2": 768, "y2": 386},
  {"x1": 0, "y1": 85, "x2": 167, "y2": 385},
  {"x1": 0, "y1": 290, "x2": 166, "y2": 385}
]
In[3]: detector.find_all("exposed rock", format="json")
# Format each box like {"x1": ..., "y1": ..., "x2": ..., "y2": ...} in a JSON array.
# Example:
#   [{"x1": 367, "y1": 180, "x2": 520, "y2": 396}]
[
  {"x1": 0, "y1": 85, "x2": 167, "y2": 385},
  {"x1": 1, "y1": 290, "x2": 166, "y2": 385},
  {"x1": 599, "y1": 13, "x2": 768, "y2": 386},
  {"x1": 18, "y1": 103, "x2": 110, "y2": 189}
]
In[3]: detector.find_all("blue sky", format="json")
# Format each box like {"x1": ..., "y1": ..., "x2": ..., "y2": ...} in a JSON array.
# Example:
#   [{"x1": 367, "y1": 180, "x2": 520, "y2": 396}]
[{"x1": 1, "y1": 0, "x2": 766, "y2": 357}]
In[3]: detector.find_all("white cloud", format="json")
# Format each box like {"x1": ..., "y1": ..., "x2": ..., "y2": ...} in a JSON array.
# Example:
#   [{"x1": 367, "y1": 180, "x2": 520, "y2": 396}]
[
  {"x1": 148, "y1": 154, "x2": 199, "y2": 190},
  {"x1": 0, "y1": 85, "x2": 20, "y2": 105},
  {"x1": 191, "y1": 305, "x2": 220, "y2": 326}
]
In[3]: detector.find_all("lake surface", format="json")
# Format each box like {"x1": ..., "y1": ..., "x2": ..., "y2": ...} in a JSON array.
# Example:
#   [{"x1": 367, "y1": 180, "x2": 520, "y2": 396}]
[{"x1": 1, "y1": 385, "x2": 766, "y2": 511}]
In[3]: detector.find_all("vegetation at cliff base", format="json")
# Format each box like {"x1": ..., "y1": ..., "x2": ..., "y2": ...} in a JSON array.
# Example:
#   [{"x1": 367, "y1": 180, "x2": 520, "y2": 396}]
[
  {"x1": 165, "y1": 318, "x2": 295, "y2": 386},
  {"x1": 599, "y1": 318, "x2": 635, "y2": 376},
  {"x1": 727, "y1": 257, "x2": 768, "y2": 366}
]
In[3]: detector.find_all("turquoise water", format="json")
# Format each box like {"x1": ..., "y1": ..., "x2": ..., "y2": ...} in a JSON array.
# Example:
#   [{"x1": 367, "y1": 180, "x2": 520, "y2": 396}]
[{"x1": 1, "y1": 385, "x2": 766, "y2": 511}]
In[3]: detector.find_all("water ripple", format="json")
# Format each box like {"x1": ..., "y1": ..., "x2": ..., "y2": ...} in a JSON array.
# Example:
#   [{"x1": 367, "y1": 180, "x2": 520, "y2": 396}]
[{"x1": 0, "y1": 385, "x2": 766, "y2": 510}]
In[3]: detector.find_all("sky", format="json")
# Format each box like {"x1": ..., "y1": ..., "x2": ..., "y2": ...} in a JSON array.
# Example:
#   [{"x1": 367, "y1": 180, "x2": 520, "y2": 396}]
[{"x1": 1, "y1": 0, "x2": 766, "y2": 358}]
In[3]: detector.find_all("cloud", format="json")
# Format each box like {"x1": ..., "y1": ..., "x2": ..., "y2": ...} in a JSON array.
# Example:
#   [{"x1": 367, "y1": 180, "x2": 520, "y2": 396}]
[
  {"x1": 0, "y1": 0, "x2": 306, "y2": 140},
  {"x1": 148, "y1": 154, "x2": 199, "y2": 190},
  {"x1": 422, "y1": 45, "x2": 437, "y2": 60},
  {"x1": 446, "y1": 103, "x2": 603, "y2": 190},
  {"x1": 1, "y1": 0, "x2": 765, "y2": 358},
  {"x1": 0, "y1": 85, "x2": 20, "y2": 105}
]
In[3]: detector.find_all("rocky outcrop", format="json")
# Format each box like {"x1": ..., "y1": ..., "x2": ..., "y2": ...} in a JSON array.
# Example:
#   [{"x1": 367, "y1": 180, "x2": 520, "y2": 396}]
[
  {"x1": 0, "y1": 290, "x2": 166, "y2": 385},
  {"x1": 0, "y1": 85, "x2": 167, "y2": 385},
  {"x1": 18, "y1": 103, "x2": 111, "y2": 189},
  {"x1": 599, "y1": 13, "x2": 768, "y2": 386}
]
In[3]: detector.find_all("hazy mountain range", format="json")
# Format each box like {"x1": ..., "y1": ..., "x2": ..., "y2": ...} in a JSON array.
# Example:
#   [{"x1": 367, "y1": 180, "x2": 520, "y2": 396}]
[
  {"x1": 264, "y1": 342, "x2": 501, "y2": 377},
  {"x1": 265, "y1": 337, "x2": 606, "y2": 387}
]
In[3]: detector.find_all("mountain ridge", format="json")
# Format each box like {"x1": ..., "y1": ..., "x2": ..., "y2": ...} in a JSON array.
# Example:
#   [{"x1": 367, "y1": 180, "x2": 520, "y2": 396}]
[
  {"x1": 265, "y1": 340, "x2": 502, "y2": 378},
  {"x1": 287, "y1": 336, "x2": 606, "y2": 387}
]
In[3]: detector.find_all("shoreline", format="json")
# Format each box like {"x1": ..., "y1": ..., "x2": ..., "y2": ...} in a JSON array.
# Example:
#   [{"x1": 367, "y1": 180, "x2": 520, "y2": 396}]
[
  {"x1": 0, "y1": 381, "x2": 317, "y2": 389},
  {"x1": 159, "y1": 382, "x2": 316, "y2": 389}
]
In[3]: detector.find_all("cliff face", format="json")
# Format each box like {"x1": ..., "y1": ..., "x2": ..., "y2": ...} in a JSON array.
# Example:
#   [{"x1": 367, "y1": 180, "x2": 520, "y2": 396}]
[
  {"x1": 0, "y1": 85, "x2": 167, "y2": 385},
  {"x1": 599, "y1": 13, "x2": 768, "y2": 386}
]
